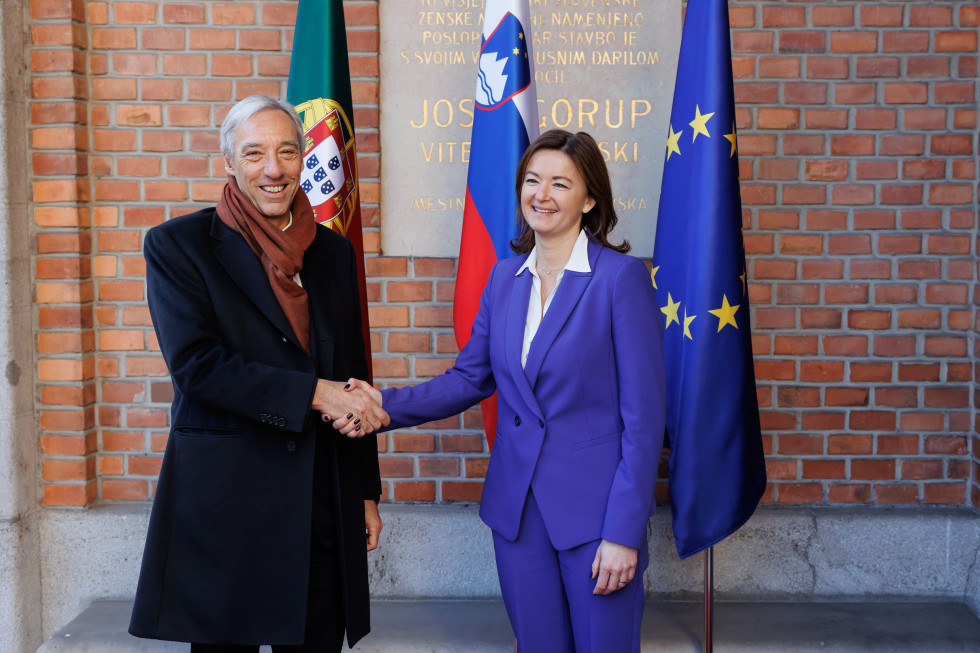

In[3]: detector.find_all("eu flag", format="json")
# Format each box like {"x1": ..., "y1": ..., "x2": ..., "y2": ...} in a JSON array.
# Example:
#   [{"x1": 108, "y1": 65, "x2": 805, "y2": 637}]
[{"x1": 653, "y1": 0, "x2": 767, "y2": 559}]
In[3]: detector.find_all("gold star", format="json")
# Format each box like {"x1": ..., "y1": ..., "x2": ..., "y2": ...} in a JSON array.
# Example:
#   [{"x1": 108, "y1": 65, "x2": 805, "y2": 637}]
[
  {"x1": 708, "y1": 294, "x2": 740, "y2": 332},
  {"x1": 683, "y1": 310, "x2": 696, "y2": 340},
  {"x1": 519, "y1": 32, "x2": 524, "y2": 40},
  {"x1": 513, "y1": 47, "x2": 520, "y2": 55},
  {"x1": 724, "y1": 123, "x2": 737, "y2": 157},
  {"x1": 661, "y1": 293, "x2": 681, "y2": 329},
  {"x1": 665, "y1": 124, "x2": 682, "y2": 161},
  {"x1": 740, "y1": 271, "x2": 747, "y2": 296},
  {"x1": 689, "y1": 105, "x2": 714, "y2": 142},
  {"x1": 650, "y1": 266, "x2": 660, "y2": 290}
]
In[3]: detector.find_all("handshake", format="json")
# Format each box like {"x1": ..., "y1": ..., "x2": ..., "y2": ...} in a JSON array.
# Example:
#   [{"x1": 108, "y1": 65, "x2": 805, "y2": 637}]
[{"x1": 312, "y1": 377, "x2": 390, "y2": 438}]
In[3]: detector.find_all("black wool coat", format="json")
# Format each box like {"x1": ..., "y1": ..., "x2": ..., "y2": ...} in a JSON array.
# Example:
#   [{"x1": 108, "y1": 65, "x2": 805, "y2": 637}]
[{"x1": 129, "y1": 208, "x2": 381, "y2": 647}]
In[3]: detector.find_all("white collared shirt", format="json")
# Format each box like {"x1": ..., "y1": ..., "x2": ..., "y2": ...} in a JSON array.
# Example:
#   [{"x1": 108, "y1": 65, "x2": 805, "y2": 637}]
[{"x1": 516, "y1": 230, "x2": 591, "y2": 368}]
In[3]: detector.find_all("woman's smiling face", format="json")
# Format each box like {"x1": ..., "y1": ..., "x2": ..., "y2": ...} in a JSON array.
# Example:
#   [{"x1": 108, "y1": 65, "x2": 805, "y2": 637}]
[{"x1": 520, "y1": 149, "x2": 596, "y2": 244}]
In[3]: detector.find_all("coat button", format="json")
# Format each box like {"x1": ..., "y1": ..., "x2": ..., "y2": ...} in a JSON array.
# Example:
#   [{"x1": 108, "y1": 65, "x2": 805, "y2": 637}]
[
  {"x1": 514, "y1": 415, "x2": 521, "y2": 426},
  {"x1": 286, "y1": 440, "x2": 296, "y2": 452}
]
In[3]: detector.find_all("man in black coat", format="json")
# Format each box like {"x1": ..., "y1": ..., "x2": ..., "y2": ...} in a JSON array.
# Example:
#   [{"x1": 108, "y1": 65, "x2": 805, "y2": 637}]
[{"x1": 130, "y1": 95, "x2": 388, "y2": 652}]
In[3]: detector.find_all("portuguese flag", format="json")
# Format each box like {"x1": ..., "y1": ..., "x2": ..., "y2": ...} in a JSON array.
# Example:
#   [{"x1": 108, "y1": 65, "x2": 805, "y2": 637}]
[{"x1": 287, "y1": 0, "x2": 373, "y2": 381}]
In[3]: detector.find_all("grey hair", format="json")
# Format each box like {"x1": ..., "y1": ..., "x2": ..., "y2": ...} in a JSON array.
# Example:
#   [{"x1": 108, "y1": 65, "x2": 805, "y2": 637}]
[{"x1": 220, "y1": 95, "x2": 305, "y2": 158}]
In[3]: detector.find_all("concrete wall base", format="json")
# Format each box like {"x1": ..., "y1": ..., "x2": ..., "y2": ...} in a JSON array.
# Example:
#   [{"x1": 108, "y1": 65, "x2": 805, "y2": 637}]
[
  {"x1": 0, "y1": 513, "x2": 43, "y2": 653},
  {"x1": 33, "y1": 503, "x2": 980, "y2": 641}
]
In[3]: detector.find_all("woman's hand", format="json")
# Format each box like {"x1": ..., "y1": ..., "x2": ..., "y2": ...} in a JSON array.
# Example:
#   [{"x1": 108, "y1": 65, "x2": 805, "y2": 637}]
[
  {"x1": 591, "y1": 539, "x2": 638, "y2": 595},
  {"x1": 312, "y1": 377, "x2": 389, "y2": 437}
]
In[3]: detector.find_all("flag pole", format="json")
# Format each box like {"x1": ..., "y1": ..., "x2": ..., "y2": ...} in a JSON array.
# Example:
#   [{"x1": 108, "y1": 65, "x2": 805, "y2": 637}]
[{"x1": 704, "y1": 546, "x2": 714, "y2": 653}]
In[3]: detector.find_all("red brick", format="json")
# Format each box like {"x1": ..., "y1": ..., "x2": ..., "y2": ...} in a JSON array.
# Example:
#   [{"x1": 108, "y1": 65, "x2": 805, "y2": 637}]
[
  {"x1": 904, "y1": 109, "x2": 947, "y2": 131},
  {"x1": 103, "y1": 479, "x2": 149, "y2": 500},
  {"x1": 850, "y1": 363, "x2": 892, "y2": 383},
  {"x1": 885, "y1": 83, "x2": 929, "y2": 105},
  {"x1": 734, "y1": 83, "x2": 778, "y2": 104},
  {"x1": 779, "y1": 32, "x2": 825, "y2": 54},
  {"x1": 923, "y1": 484, "x2": 966, "y2": 504},
  {"x1": 883, "y1": 32, "x2": 930, "y2": 53},
  {"x1": 860, "y1": 6, "x2": 904, "y2": 26},
  {"x1": 882, "y1": 134, "x2": 926, "y2": 156},
  {"x1": 850, "y1": 261, "x2": 890, "y2": 280},
  {"x1": 777, "y1": 484, "x2": 822, "y2": 503},
  {"x1": 803, "y1": 460, "x2": 845, "y2": 479},
  {"x1": 829, "y1": 485, "x2": 871, "y2": 504},
  {"x1": 805, "y1": 110, "x2": 848, "y2": 130},
  {"x1": 831, "y1": 32, "x2": 877, "y2": 54},
  {"x1": 924, "y1": 387, "x2": 969, "y2": 408},
  {"x1": 813, "y1": 6, "x2": 854, "y2": 26},
  {"x1": 852, "y1": 460, "x2": 896, "y2": 480},
  {"x1": 857, "y1": 165, "x2": 900, "y2": 187},
  {"x1": 935, "y1": 32, "x2": 978, "y2": 52},
  {"x1": 442, "y1": 481, "x2": 483, "y2": 502},
  {"x1": 856, "y1": 57, "x2": 900, "y2": 78},
  {"x1": 875, "y1": 485, "x2": 919, "y2": 504},
  {"x1": 924, "y1": 436, "x2": 968, "y2": 456},
  {"x1": 393, "y1": 481, "x2": 435, "y2": 502},
  {"x1": 758, "y1": 57, "x2": 800, "y2": 78},
  {"x1": 44, "y1": 483, "x2": 97, "y2": 507},
  {"x1": 784, "y1": 82, "x2": 827, "y2": 105},
  {"x1": 873, "y1": 336, "x2": 916, "y2": 357}
]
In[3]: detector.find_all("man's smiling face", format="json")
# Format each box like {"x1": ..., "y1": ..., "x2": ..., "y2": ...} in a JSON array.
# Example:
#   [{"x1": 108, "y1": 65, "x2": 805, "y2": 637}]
[{"x1": 224, "y1": 108, "x2": 303, "y2": 229}]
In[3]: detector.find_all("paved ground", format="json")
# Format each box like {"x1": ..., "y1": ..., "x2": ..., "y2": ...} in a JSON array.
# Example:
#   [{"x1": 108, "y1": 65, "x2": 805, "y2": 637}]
[{"x1": 38, "y1": 598, "x2": 980, "y2": 652}]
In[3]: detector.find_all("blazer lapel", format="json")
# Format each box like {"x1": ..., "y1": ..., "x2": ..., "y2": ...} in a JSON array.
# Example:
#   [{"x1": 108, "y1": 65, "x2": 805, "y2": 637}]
[
  {"x1": 523, "y1": 240, "x2": 601, "y2": 389},
  {"x1": 506, "y1": 267, "x2": 542, "y2": 419},
  {"x1": 210, "y1": 215, "x2": 303, "y2": 351}
]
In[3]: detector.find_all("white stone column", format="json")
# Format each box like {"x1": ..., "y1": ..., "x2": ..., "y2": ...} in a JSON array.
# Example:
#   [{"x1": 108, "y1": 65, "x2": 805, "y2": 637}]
[{"x1": 0, "y1": 0, "x2": 43, "y2": 651}]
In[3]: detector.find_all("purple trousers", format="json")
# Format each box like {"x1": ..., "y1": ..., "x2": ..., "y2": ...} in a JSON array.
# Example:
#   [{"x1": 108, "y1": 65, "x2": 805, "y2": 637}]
[{"x1": 492, "y1": 492, "x2": 649, "y2": 653}]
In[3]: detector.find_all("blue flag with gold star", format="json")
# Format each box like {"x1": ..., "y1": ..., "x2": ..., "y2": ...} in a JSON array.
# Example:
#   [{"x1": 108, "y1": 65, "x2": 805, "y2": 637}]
[{"x1": 653, "y1": 0, "x2": 767, "y2": 559}]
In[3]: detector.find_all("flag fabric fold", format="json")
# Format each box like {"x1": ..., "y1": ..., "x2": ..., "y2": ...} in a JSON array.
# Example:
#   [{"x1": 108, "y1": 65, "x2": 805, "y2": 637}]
[
  {"x1": 287, "y1": 0, "x2": 373, "y2": 381},
  {"x1": 653, "y1": 0, "x2": 767, "y2": 559},
  {"x1": 454, "y1": 1, "x2": 538, "y2": 449}
]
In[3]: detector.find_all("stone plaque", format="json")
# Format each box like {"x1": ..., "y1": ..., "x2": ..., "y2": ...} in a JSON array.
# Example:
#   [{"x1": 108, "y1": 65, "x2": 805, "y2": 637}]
[{"x1": 380, "y1": 0, "x2": 681, "y2": 258}]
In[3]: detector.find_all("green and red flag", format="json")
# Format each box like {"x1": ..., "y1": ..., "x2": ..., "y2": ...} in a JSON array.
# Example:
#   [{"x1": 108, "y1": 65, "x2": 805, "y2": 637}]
[{"x1": 287, "y1": 0, "x2": 373, "y2": 381}]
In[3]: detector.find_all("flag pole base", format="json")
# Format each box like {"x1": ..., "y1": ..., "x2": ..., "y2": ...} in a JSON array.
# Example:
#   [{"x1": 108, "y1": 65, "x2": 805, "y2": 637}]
[{"x1": 704, "y1": 546, "x2": 714, "y2": 653}]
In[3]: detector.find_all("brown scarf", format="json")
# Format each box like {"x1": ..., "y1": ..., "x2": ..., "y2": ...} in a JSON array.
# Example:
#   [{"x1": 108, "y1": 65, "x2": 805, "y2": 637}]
[{"x1": 216, "y1": 176, "x2": 317, "y2": 352}]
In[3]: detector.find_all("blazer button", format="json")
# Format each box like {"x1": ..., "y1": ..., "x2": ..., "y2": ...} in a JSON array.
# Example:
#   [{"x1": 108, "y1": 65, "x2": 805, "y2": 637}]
[
  {"x1": 513, "y1": 415, "x2": 521, "y2": 426},
  {"x1": 286, "y1": 440, "x2": 297, "y2": 452}
]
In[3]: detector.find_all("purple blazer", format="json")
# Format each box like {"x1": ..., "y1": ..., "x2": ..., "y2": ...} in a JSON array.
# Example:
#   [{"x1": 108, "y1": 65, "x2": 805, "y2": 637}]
[{"x1": 382, "y1": 239, "x2": 666, "y2": 551}]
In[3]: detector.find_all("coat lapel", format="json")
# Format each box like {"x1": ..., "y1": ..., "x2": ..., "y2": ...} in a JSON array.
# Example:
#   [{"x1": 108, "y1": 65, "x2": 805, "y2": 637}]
[
  {"x1": 523, "y1": 240, "x2": 601, "y2": 389},
  {"x1": 301, "y1": 231, "x2": 336, "y2": 375},
  {"x1": 210, "y1": 214, "x2": 304, "y2": 351}
]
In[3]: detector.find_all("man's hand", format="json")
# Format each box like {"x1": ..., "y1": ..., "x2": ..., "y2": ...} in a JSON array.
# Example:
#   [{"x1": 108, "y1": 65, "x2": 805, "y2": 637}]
[
  {"x1": 365, "y1": 500, "x2": 382, "y2": 551},
  {"x1": 312, "y1": 378, "x2": 389, "y2": 437}
]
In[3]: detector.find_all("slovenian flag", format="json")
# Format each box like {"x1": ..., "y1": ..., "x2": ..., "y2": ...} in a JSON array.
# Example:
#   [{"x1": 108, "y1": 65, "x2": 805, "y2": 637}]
[
  {"x1": 652, "y1": 0, "x2": 767, "y2": 558},
  {"x1": 454, "y1": 2, "x2": 538, "y2": 449}
]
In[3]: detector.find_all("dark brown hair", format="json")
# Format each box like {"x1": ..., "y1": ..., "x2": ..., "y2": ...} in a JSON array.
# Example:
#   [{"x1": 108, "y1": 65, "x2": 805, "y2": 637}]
[{"x1": 509, "y1": 129, "x2": 630, "y2": 254}]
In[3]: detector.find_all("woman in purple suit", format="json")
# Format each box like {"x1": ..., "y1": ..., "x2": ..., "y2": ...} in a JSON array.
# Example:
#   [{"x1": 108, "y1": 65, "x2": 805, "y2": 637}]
[{"x1": 352, "y1": 129, "x2": 665, "y2": 652}]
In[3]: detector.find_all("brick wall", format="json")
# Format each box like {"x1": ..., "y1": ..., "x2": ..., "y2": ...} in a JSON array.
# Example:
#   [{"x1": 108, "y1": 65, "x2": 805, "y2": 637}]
[
  {"x1": 730, "y1": 1, "x2": 978, "y2": 507},
  {"x1": 29, "y1": 0, "x2": 979, "y2": 510}
]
